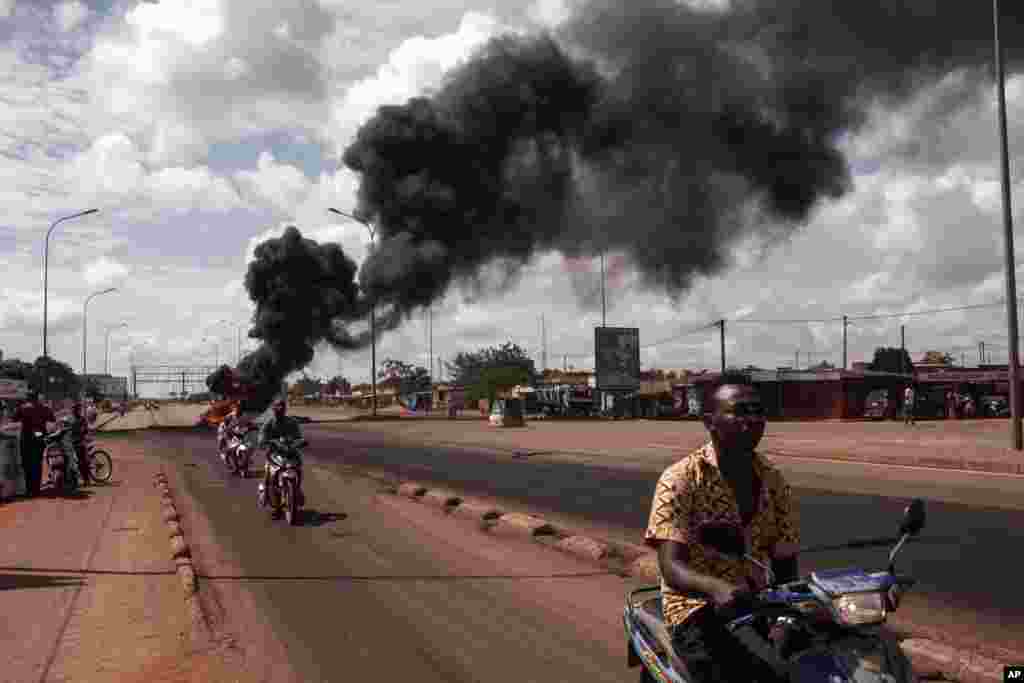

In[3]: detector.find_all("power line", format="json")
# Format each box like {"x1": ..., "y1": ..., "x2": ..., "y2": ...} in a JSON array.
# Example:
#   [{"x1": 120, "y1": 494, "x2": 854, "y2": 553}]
[
  {"x1": 640, "y1": 321, "x2": 719, "y2": 349},
  {"x1": 847, "y1": 302, "x2": 1003, "y2": 321}
]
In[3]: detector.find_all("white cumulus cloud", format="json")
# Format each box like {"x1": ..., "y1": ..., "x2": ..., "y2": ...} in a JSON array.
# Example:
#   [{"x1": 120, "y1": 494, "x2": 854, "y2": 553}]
[
  {"x1": 83, "y1": 256, "x2": 130, "y2": 286},
  {"x1": 55, "y1": 1, "x2": 91, "y2": 32}
]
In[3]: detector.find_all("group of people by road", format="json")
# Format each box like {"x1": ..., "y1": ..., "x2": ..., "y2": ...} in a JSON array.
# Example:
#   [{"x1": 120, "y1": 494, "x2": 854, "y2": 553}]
[{"x1": 1, "y1": 391, "x2": 95, "y2": 498}]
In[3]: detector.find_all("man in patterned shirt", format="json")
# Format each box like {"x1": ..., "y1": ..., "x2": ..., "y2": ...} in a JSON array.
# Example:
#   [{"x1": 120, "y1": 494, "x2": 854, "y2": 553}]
[{"x1": 645, "y1": 372, "x2": 800, "y2": 681}]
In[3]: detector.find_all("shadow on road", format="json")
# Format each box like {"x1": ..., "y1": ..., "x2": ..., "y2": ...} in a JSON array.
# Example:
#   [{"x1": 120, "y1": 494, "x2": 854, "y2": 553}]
[
  {"x1": 302, "y1": 510, "x2": 348, "y2": 527},
  {"x1": 0, "y1": 572, "x2": 84, "y2": 591},
  {"x1": 40, "y1": 487, "x2": 95, "y2": 500}
]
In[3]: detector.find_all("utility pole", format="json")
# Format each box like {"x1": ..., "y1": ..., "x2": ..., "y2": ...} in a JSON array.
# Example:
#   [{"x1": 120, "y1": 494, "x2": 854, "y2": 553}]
[
  {"x1": 563, "y1": 355, "x2": 567, "y2": 372},
  {"x1": 842, "y1": 315, "x2": 849, "y2": 370},
  {"x1": 962, "y1": 352, "x2": 966, "y2": 367},
  {"x1": 600, "y1": 250, "x2": 607, "y2": 328},
  {"x1": 901, "y1": 325, "x2": 906, "y2": 375},
  {"x1": 795, "y1": 350, "x2": 799, "y2": 370},
  {"x1": 719, "y1": 319, "x2": 726, "y2": 373},
  {"x1": 541, "y1": 315, "x2": 547, "y2": 373},
  {"x1": 994, "y1": 0, "x2": 1022, "y2": 449}
]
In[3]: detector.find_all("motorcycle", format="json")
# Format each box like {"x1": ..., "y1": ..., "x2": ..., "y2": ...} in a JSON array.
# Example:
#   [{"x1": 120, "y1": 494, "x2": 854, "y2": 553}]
[
  {"x1": 258, "y1": 436, "x2": 308, "y2": 525},
  {"x1": 81, "y1": 429, "x2": 113, "y2": 483},
  {"x1": 625, "y1": 499, "x2": 926, "y2": 682},
  {"x1": 224, "y1": 425, "x2": 257, "y2": 477},
  {"x1": 36, "y1": 424, "x2": 80, "y2": 494}
]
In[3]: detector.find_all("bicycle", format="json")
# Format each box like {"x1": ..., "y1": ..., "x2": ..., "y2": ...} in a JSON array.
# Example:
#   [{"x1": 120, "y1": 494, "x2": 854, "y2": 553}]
[{"x1": 82, "y1": 415, "x2": 119, "y2": 484}]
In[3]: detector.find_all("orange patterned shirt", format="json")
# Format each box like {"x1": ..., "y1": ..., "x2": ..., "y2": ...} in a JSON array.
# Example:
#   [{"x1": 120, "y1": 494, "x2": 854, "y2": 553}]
[{"x1": 644, "y1": 442, "x2": 799, "y2": 628}]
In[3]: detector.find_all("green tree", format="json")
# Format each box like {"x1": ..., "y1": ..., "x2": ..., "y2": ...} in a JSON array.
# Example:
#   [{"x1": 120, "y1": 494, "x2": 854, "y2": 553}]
[
  {"x1": 32, "y1": 356, "x2": 80, "y2": 398},
  {"x1": 465, "y1": 365, "x2": 532, "y2": 408},
  {"x1": 378, "y1": 358, "x2": 431, "y2": 395},
  {"x1": 324, "y1": 376, "x2": 351, "y2": 395},
  {"x1": 445, "y1": 342, "x2": 537, "y2": 387},
  {"x1": 206, "y1": 365, "x2": 235, "y2": 396},
  {"x1": 921, "y1": 350, "x2": 954, "y2": 365},
  {"x1": 868, "y1": 347, "x2": 914, "y2": 374}
]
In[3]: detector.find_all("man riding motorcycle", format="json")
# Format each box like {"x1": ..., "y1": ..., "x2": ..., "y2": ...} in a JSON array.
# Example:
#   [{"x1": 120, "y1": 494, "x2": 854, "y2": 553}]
[
  {"x1": 217, "y1": 402, "x2": 241, "y2": 461},
  {"x1": 644, "y1": 372, "x2": 800, "y2": 682},
  {"x1": 258, "y1": 399, "x2": 303, "y2": 518}
]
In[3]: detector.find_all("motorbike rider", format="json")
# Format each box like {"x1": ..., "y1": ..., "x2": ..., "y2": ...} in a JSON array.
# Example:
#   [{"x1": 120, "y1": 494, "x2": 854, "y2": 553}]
[
  {"x1": 67, "y1": 402, "x2": 90, "y2": 486},
  {"x1": 258, "y1": 398, "x2": 303, "y2": 517},
  {"x1": 217, "y1": 402, "x2": 241, "y2": 461},
  {"x1": 644, "y1": 372, "x2": 800, "y2": 682}
]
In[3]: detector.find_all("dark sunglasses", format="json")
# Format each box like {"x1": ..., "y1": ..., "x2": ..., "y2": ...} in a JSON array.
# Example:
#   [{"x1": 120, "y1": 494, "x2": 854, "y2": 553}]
[{"x1": 721, "y1": 402, "x2": 765, "y2": 417}]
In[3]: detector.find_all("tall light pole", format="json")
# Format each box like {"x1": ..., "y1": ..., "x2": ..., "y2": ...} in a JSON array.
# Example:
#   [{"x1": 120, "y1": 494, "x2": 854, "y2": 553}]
[
  {"x1": 329, "y1": 207, "x2": 378, "y2": 416},
  {"x1": 600, "y1": 250, "x2": 607, "y2": 328},
  {"x1": 42, "y1": 208, "x2": 98, "y2": 398},
  {"x1": 44, "y1": 209, "x2": 98, "y2": 359},
  {"x1": 82, "y1": 286, "x2": 117, "y2": 378},
  {"x1": 105, "y1": 322, "x2": 127, "y2": 375},
  {"x1": 202, "y1": 336, "x2": 221, "y2": 367},
  {"x1": 994, "y1": 0, "x2": 1022, "y2": 450}
]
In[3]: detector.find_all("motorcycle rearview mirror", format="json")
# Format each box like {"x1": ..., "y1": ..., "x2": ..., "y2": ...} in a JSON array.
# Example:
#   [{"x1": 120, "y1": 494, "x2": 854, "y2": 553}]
[
  {"x1": 889, "y1": 499, "x2": 926, "y2": 573},
  {"x1": 899, "y1": 499, "x2": 926, "y2": 537}
]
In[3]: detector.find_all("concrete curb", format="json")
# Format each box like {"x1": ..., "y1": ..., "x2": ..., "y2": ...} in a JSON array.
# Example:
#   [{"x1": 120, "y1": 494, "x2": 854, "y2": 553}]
[
  {"x1": 491, "y1": 512, "x2": 557, "y2": 538},
  {"x1": 386, "y1": 477, "x2": 1013, "y2": 682},
  {"x1": 152, "y1": 472, "x2": 198, "y2": 599},
  {"x1": 423, "y1": 489, "x2": 462, "y2": 509}
]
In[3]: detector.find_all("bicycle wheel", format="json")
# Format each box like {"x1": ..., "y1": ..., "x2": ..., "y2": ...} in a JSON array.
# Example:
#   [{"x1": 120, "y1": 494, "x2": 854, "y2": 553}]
[{"x1": 90, "y1": 449, "x2": 113, "y2": 483}]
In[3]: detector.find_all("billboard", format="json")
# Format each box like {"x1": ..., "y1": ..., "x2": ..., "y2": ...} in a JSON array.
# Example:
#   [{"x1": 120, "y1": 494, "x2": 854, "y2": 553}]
[
  {"x1": 0, "y1": 379, "x2": 28, "y2": 400},
  {"x1": 594, "y1": 327, "x2": 640, "y2": 391}
]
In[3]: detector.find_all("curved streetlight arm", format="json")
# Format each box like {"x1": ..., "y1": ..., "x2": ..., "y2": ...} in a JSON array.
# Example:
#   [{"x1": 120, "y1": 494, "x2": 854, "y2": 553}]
[
  {"x1": 82, "y1": 286, "x2": 118, "y2": 378},
  {"x1": 104, "y1": 323, "x2": 128, "y2": 375},
  {"x1": 328, "y1": 207, "x2": 376, "y2": 242},
  {"x1": 329, "y1": 207, "x2": 378, "y2": 415},
  {"x1": 44, "y1": 208, "x2": 99, "y2": 360}
]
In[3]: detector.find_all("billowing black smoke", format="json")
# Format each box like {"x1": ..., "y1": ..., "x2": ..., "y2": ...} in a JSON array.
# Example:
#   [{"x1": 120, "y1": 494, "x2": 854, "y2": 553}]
[
  {"x1": 224, "y1": 1, "x2": 1024, "y2": 406},
  {"x1": 220, "y1": 227, "x2": 366, "y2": 412},
  {"x1": 344, "y1": 0, "x2": 1024, "y2": 309}
]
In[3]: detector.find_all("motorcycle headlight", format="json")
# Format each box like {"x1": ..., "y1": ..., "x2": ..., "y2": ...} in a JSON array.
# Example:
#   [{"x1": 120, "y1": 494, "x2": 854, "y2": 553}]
[{"x1": 831, "y1": 592, "x2": 886, "y2": 626}]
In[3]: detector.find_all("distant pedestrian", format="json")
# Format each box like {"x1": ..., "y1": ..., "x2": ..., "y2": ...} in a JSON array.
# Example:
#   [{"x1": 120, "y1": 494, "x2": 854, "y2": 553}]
[
  {"x1": 4, "y1": 391, "x2": 56, "y2": 497},
  {"x1": 903, "y1": 385, "x2": 915, "y2": 426}
]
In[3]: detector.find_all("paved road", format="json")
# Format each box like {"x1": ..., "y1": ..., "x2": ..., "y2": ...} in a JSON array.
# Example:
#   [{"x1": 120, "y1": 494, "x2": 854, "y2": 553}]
[
  {"x1": 306, "y1": 424, "x2": 1024, "y2": 658},
  {"x1": 152, "y1": 431, "x2": 640, "y2": 683}
]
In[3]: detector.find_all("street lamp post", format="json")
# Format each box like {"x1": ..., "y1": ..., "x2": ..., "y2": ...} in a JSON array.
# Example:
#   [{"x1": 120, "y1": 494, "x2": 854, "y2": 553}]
[
  {"x1": 202, "y1": 337, "x2": 221, "y2": 367},
  {"x1": 105, "y1": 323, "x2": 127, "y2": 375},
  {"x1": 994, "y1": 0, "x2": 1022, "y2": 450},
  {"x1": 329, "y1": 208, "x2": 378, "y2": 417},
  {"x1": 42, "y1": 208, "x2": 97, "y2": 398},
  {"x1": 44, "y1": 209, "x2": 98, "y2": 359},
  {"x1": 82, "y1": 287, "x2": 117, "y2": 380}
]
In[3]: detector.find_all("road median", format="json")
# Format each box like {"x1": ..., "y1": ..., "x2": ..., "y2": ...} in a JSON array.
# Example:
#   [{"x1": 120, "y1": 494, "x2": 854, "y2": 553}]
[{"x1": 386, "y1": 477, "x2": 1011, "y2": 682}]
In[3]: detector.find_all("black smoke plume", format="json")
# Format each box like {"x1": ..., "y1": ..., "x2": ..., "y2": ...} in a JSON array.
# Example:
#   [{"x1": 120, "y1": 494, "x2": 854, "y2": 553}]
[
  {"x1": 214, "y1": 227, "x2": 366, "y2": 412},
  {"x1": 343, "y1": 0, "x2": 1024, "y2": 311},
  {"x1": 222, "y1": 1, "x2": 1024, "y2": 406}
]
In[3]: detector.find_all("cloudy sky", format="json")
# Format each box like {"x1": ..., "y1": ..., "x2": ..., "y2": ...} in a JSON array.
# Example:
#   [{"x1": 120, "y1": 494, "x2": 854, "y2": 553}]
[{"x1": 2, "y1": 0, "x2": 1024, "y2": 397}]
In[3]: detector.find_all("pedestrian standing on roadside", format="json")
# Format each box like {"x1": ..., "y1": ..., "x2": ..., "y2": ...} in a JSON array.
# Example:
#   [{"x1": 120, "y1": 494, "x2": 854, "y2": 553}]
[
  {"x1": 4, "y1": 391, "x2": 56, "y2": 497},
  {"x1": 903, "y1": 385, "x2": 915, "y2": 426}
]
